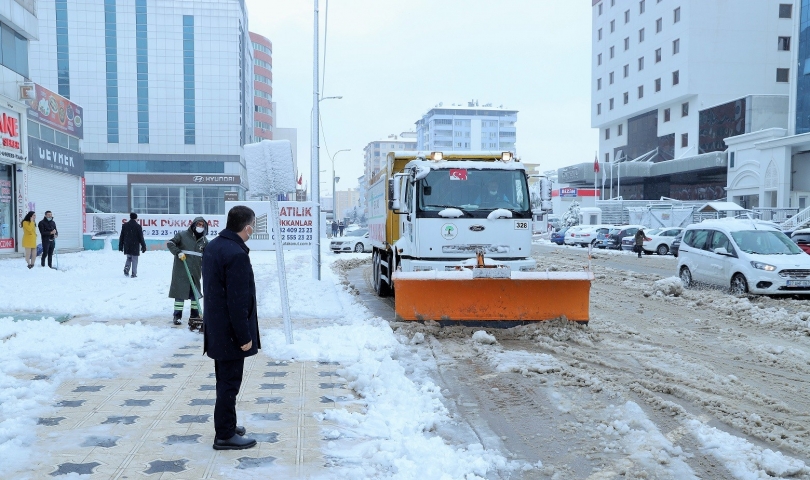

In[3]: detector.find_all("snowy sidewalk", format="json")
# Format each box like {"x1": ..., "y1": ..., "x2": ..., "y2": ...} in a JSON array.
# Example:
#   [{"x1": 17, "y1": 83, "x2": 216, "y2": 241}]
[{"x1": 25, "y1": 327, "x2": 356, "y2": 478}]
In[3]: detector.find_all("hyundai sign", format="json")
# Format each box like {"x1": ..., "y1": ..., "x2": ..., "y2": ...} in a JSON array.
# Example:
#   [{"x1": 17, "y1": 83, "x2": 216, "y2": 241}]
[{"x1": 560, "y1": 187, "x2": 578, "y2": 198}]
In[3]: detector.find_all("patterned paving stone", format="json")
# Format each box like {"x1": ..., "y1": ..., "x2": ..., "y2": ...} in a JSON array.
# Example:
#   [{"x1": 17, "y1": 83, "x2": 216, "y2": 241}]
[
  {"x1": 318, "y1": 383, "x2": 342, "y2": 389},
  {"x1": 267, "y1": 361, "x2": 288, "y2": 367},
  {"x1": 318, "y1": 361, "x2": 339, "y2": 366},
  {"x1": 81, "y1": 436, "x2": 119, "y2": 448},
  {"x1": 150, "y1": 373, "x2": 176, "y2": 379},
  {"x1": 123, "y1": 399, "x2": 153, "y2": 407},
  {"x1": 199, "y1": 385, "x2": 216, "y2": 391},
  {"x1": 161, "y1": 363, "x2": 185, "y2": 369},
  {"x1": 259, "y1": 383, "x2": 285, "y2": 390},
  {"x1": 56, "y1": 400, "x2": 85, "y2": 408},
  {"x1": 189, "y1": 398, "x2": 215, "y2": 406},
  {"x1": 263, "y1": 371, "x2": 287, "y2": 377},
  {"x1": 318, "y1": 371, "x2": 338, "y2": 377},
  {"x1": 251, "y1": 432, "x2": 279, "y2": 443},
  {"x1": 37, "y1": 417, "x2": 66, "y2": 426},
  {"x1": 50, "y1": 462, "x2": 101, "y2": 476},
  {"x1": 173, "y1": 353, "x2": 193, "y2": 357},
  {"x1": 73, "y1": 385, "x2": 104, "y2": 393},
  {"x1": 319, "y1": 395, "x2": 350, "y2": 404},
  {"x1": 143, "y1": 459, "x2": 187, "y2": 474},
  {"x1": 250, "y1": 413, "x2": 281, "y2": 421},
  {"x1": 165, "y1": 434, "x2": 202, "y2": 445},
  {"x1": 255, "y1": 396, "x2": 283, "y2": 404},
  {"x1": 236, "y1": 456, "x2": 276, "y2": 469},
  {"x1": 177, "y1": 414, "x2": 210, "y2": 424},
  {"x1": 102, "y1": 415, "x2": 138, "y2": 425},
  {"x1": 137, "y1": 385, "x2": 165, "y2": 392}
]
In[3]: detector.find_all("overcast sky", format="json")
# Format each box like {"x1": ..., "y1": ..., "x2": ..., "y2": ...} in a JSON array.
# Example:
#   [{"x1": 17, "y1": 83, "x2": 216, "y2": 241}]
[{"x1": 246, "y1": 0, "x2": 597, "y2": 195}]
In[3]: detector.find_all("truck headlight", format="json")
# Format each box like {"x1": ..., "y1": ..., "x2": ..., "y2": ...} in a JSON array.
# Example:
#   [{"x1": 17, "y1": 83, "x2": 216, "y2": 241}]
[{"x1": 751, "y1": 261, "x2": 776, "y2": 271}]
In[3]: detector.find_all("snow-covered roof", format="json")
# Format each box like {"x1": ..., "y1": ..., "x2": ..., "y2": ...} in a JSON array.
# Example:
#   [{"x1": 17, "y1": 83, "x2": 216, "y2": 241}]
[{"x1": 698, "y1": 202, "x2": 748, "y2": 213}]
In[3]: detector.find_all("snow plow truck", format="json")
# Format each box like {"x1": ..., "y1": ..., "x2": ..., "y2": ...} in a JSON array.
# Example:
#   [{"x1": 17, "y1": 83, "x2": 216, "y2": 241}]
[{"x1": 367, "y1": 151, "x2": 592, "y2": 326}]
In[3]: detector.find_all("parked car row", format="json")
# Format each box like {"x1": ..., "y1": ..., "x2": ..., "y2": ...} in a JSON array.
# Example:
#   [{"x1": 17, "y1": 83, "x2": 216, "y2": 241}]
[{"x1": 552, "y1": 223, "x2": 684, "y2": 256}]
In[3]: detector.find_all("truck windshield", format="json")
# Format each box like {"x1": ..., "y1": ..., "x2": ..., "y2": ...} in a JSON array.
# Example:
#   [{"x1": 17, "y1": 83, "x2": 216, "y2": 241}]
[{"x1": 417, "y1": 169, "x2": 529, "y2": 216}]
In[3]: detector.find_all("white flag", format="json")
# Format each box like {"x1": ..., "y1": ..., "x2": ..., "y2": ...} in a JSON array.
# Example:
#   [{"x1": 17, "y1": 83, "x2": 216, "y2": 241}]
[{"x1": 601, "y1": 159, "x2": 607, "y2": 187}]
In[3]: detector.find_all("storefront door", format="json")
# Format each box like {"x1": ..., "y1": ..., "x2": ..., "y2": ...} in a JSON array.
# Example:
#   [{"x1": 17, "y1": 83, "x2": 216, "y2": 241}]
[{"x1": 0, "y1": 163, "x2": 15, "y2": 252}]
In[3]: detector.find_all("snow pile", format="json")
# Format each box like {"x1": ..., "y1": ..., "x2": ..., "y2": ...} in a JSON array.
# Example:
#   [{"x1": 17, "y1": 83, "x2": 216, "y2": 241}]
[
  {"x1": 487, "y1": 208, "x2": 512, "y2": 220},
  {"x1": 651, "y1": 276, "x2": 683, "y2": 297},
  {"x1": 244, "y1": 139, "x2": 296, "y2": 196},
  {"x1": 471, "y1": 335, "x2": 560, "y2": 376},
  {"x1": 472, "y1": 330, "x2": 497, "y2": 345},
  {"x1": 0, "y1": 318, "x2": 186, "y2": 473},
  {"x1": 689, "y1": 419, "x2": 809, "y2": 478},
  {"x1": 438, "y1": 208, "x2": 464, "y2": 218}
]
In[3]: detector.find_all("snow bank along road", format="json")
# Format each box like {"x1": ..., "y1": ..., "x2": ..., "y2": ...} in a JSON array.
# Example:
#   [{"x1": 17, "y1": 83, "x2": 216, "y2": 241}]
[{"x1": 352, "y1": 245, "x2": 810, "y2": 479}]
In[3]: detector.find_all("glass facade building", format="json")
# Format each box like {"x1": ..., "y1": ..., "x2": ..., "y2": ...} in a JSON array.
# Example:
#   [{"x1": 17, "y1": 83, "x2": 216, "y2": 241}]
[
  {"x1": 55, "y1": 0, "x2": 70, "y2": 97},
  {"x1": 183, "y1": 15, "x2": 195, "y2": 145},
  {"x1": 136, "y1": 0, "x2": 149, "y2": 143},
  {"x1": 797, "y1": 0, "x2": 810, "y2": 134},
  {"x1": 104, "y1": 0, "x2": 119, "y2": 143},
  {"x1": 0, "y1": 22, "x2": 29, "y2": 78}
]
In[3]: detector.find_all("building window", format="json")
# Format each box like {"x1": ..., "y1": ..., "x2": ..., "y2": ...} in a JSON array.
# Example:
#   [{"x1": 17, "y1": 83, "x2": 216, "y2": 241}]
[
  {"x1": 639, "y1": 28, "x2": 645, "y2": 42},
  {"x1": 252, "y1": 42, "x2": 271, "y2": 55},
  {"x1": 55, "y1": 0, "x2": 70, "y2": 98},
  {"x1": 598, "y1": 3, "x2": 603, "y2": 15},
  {"x1": 681, "y1": 133, "x2": 688, "y2": 148},
  {"x1": 136, "y1": 0, "x2": 149, "y2": 144},
  {"x1": 663, "y1": 108, "x2": 671, "y2": 122},
  {"x1": 605, "y1": 128, "x2": 610, "y2": 140},
  {"x1": 618, "y1": 124, "x2": 623, "y2": 136},
  {"x1": 605, "y1": 152, "x2": 610, "y2": 163},
  {"x1": 779, "y1": 4, "x2": 792, "y2": 18},
  {"x1": 598, "y1": 28, "x2": 603, "y2": 40},
  {"x1": 625, "y1": 9, "x2": 630, "y2": 22},
  {"x1": 655, "y1": 48, "x2": 662, "y2": 62},
  {"x1": 672, "y1": 70, "x2": 680, "y2": 85},
  {"x1": 255, "y1": 73, "x2": 272, "y2": 85},
  {"x1": 255, "y1": 105, "x2": 272, "y2": 115},
  {"x1": 656, "y1": 18, "x2": 662, "y2": 33},
  {"x1": 682, "y1": 102, "x2": 689, "y2": 116},
  {"x1": 638, "y1": 56, "x2": 644, "y2": 71},
  {"x1": 673, "y1": 38, "x2": 680, "y2": 54},
  {"x1": 104, "y1": 0, "x2": 118, "y2": 143},
  {"x1": 183, "y1": 15, "x2": 195, "y2": 145},
  {"x1": 609, "y1": 98, "x2": 615, "y2": 110},
  {"x1": 597, "y1": 78, "x2": 602, "y2": 90},
  {"x1": 623, "y1": 92, "x2": 629, "y2": 104},
  {"x1": 609, "y1": 71, "x2": 614, "y2": 84},
  {"x1": 673, "y1": 7, "x2": 681, "y2": 23},
  {"x1": 638, "y1": 85, "x2": 644, "y2": 98},
  {"x1": 640, "y1": 0, "x2": 645, "y2": 14},
  {"x1": 729, "y1": 151, "x2": 735, "y2": 168},
  {"x1": 597, "y1": 53, "x2": 602, "y2": 65},
  {"x1": 254, "y1": 58, "x2": 271, "y2": 69},
  {"x1": 610, "y1": 45, "x2": 615, "y2": 58},
  {"x1": 777, "y1": 68, "x2": 790, "y2": 82},
  {"x1": 597, "y1": 103, "x2": 602, "y2": 115},
  {"x1": 85, "y1": 185, "x2": 129, "y2": 213},
  {"x1": 623, "y1": 64, "x2": 629, "y2": 77},
  {"x1": 655, "y1": 78, "x2": 661, "y2": 92},
  {"x1": 778, "y1": 36, "x2": 791, "y2": 51},
  {"x1": 624, "y1": 37, "x2": 630, "y2": 50},
  {"x1": 610, "y1": 20, "x2": 615, "y2": 33}
]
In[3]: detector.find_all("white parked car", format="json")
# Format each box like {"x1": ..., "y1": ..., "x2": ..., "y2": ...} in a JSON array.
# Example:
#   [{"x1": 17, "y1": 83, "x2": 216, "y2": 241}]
[
  {"x1": 677, "y1": 219, "x2": 810, "y2": 295},
  {"x1": 642, "y1": 227, "x2": 684, "y2": 255},
  {"x1": 565, "y1": 225, "x2": 611, "y2": 247},
  {"x1": 330, "y1": 228, "x2": 371, "y2": 253}
]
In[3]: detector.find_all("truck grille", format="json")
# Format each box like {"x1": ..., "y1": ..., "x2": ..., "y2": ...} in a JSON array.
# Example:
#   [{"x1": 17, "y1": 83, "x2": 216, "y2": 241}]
[{"x1": 778, "y1": 269, "x2": 810, "y2": 279}]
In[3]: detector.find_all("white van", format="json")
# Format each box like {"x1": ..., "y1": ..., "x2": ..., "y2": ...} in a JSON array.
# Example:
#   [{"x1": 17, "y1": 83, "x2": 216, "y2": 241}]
[{"x1": 677, "y1": 219, "x2": 810, "y2": 295}]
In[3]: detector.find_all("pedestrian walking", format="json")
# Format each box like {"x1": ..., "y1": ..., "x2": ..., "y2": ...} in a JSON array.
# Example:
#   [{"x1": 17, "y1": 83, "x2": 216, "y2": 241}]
[
  {"x1": 166, "y1": 217, "x2": 208, "y2": 327},
  {"x1": 331, "y1": 220, "x2": 338, "y2": 238},
  {"x1": 338, "y1": 221, "x2": 345, "y2": 236},
  {"x1": 202, "y1": 205, "x2": 260, "y2": 451},
  {"x1": 38, "y1": 211, "x2": 58, "y2": 269},
  {"x1": 119, "y1": 212, "x2": 147, "y2": 278},
  {"x1": 634, "y1": 228, "x2": 650, "y2": 258},
  {"x1": 21, "y1": 211, "x2": 37, "y2": 269}
]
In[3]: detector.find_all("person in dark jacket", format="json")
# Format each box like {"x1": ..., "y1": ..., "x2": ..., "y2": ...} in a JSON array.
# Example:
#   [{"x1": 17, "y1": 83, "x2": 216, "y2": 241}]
[
  {"x1": 166, "y1": 216, "x2": 208, "y2": 326},
  {"x1": 338, "y1": 221, "x2": 345, "y2": 236},
  {"x1": 119, "y1": 212, "x2": 147, "y2": 277},
  {"x1": 202, "y1": 205, "x2": 260, "y2": 451},
  {"x1": 331, "y1": 220, "x2": 338, "y2": 238},
  {"x1": 38, "y1": 211, "x2": 58, "y2": 269},
  {"x1": 634, "y1": 229, "x2": 649, "y2": 258}
]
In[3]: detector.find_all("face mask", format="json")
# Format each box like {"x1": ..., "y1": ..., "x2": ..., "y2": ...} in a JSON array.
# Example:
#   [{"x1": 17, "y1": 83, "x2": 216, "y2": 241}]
[
  {"x1": 246, "y1": 224, "x2": 254, "y2": 241},
  {"x1": 195, "y1": 227, "x2": 204, "y2": 233},
  {"x1": 46, "y1": 216, "x2": 53, "y2": 220}
]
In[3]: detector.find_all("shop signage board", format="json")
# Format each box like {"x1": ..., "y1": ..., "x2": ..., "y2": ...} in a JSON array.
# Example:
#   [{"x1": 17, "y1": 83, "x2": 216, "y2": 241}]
[
  {"x1": 0, "y1": 105, "x2": 25, "y2": 164},
  {"x1": 25, "y1": 83, "x2": 84, "y2": 139},
  {"x1": 560, "y1": 187, "x2": 579, "y2": 198},
  {"x1": 28, "y1": 137, "x2": 84, "y2": 177}
]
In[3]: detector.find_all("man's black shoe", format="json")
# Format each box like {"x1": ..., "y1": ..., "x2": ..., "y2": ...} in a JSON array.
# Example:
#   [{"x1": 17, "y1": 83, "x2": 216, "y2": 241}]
[
  {"x1": 124, "y1": 268, "x2": 129, "y2": 277},
  {"x1": 235, "y1": 426, "x2": 246, "y2": 436},
  {"x1": 212, "y1": 434, "x2": 256, "y2": 450}
]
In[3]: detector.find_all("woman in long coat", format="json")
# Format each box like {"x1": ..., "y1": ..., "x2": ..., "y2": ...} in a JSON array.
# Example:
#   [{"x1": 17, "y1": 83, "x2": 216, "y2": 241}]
[
  {"x1": 166, "y1": 216, "x2": 208, "y2": 325},
  {"x1": 21, "y1": 211, "x2": 37, "y2": 269}
]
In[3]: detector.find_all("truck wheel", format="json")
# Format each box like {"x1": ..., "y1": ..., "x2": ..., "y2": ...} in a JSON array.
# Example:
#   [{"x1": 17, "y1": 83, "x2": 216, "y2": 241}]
[{"x1": 373, "y1": 250, "x2": 392, "y2": 297}]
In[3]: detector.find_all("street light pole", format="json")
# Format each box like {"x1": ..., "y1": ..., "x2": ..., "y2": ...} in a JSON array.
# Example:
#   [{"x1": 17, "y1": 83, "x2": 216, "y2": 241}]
[
  {"x1": 311, "y1": 0, "x2": 320, "y2": 280},
  {"x1": 331, "y1": 148, "x2": 350, "y2": 225}
]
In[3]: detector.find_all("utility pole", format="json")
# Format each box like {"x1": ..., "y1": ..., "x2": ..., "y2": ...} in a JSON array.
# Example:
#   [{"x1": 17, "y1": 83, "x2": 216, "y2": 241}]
[{"x1": 311, "y1": 0, "x2": 321, "y2": 280}]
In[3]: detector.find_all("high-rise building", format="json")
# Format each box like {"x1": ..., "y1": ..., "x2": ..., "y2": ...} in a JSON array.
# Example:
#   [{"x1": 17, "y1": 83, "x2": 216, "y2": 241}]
[
  {"x1": 29, "y1": 0, "x2": 253, "y2": 216},
  {"x1": 334, "y1": 188, "x2": 360, "y2": 222},
  {"x1": 363, "y1": 133, "x2": 417, "y2": 181},
  {"x1": 414, "y1": 103, "x2": 517, "y2": 154},
  {"x1": 250, "y1": 32, "x2": 272, "y2": 140}
]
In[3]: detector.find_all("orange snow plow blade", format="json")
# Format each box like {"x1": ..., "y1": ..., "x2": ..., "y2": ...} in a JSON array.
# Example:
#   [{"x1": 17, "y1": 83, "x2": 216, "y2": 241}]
[{"x1": 392, "y1": 270, "x2": 593, "y2": 325}]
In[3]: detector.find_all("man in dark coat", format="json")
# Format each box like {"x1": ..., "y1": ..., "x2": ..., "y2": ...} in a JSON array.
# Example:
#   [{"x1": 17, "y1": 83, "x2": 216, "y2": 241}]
[
  {"x1": 166, "y1": 216, "x2": 208, "y2": 326},
  {"x1": 38, "y1": 210, "x2": 58, "y2": 268},
  {"x1": 119, "y1": 212, "x2": 147, "y2": 277},
  {"x1": 202, "y1": 205, "x2": 260, "y2": 451},
  {"x1": 634, "y1": 228, "x2": 649, "y2": 258}
]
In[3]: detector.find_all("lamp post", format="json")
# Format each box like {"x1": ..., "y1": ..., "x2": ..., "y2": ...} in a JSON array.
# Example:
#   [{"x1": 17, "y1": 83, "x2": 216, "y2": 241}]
[{"x1": 331, "y1": 148, "x2": 350, "y2": 225}]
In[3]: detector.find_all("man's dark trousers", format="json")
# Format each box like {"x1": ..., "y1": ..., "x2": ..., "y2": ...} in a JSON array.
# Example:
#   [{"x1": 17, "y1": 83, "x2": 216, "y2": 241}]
[
  {"x1": 41, "y1": 238, "x2": 54, "y2": 267},
  {"x1": 214, "y1": 358, "x2": 244, "y2": 439}
]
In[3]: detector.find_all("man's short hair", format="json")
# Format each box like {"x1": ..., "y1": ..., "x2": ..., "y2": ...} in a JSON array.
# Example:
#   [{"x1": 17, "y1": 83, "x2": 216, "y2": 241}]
[
  {"x1": 226, "y1": 205, "x2": 255, "y2": 232},
  {"x1": 45, "y1": 210, "x2": 52, "y2": 215},
  {"x1": 130, "y1": 212, "x2": 138, "y2": 220}
]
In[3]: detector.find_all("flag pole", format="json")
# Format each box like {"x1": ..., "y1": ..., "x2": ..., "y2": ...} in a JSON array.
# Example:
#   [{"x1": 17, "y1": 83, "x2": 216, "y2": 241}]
[{"x1": 594, "y1": 151, "x2": 598, "y2": 203}]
